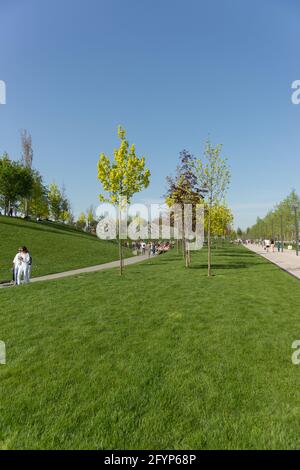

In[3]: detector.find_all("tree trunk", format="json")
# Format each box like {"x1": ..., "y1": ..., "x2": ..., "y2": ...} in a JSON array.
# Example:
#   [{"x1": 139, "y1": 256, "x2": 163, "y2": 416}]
[
  {"x1": 182, "y1": 208, "x2": 189, "y2": 268},
  {"x1": 185, "y1": 240, "x2": 189, "y2": 268},
  {"x1": 24, "y1": 198, "x2": 29, "y2": 218},
  {"x1": 187, "y1": 245, "x2": 191, "y2": 266},
  {"x1": 119, "y1": 238, "x2": 123, "y2": 275},
  {"x1": 208, "y1": 210, "x2": 212, "y2": 277}
]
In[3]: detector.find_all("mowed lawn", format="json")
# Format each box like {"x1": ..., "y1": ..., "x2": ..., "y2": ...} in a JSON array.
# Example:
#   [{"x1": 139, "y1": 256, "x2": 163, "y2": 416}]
[
  {"x1": 0, "y1": 216, "x2": 131, "y2": 282},
  {"x1": 1, "y1": 244, "x2": 300, "y2": 449}
]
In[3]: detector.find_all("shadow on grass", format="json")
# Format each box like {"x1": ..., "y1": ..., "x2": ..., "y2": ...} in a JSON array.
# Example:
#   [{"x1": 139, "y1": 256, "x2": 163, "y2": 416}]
[
  {"x1": 218, "y1": 252, "x2": 258, "y2": 258},
  {"x1": 188, "y1": 262, "x2": 263, "y2": 270}
]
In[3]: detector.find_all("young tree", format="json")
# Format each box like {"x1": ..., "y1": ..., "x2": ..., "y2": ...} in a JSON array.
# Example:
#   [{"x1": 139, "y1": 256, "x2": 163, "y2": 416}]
[
  {"x1": 195, "y1": 140, "x2": 231, "y2": 277},
  {"x1": 25, "y1": 171, "x2": 49, "y2": 219},
  {"x1": 76, "y1": 212, "x2": 86, "y2": 231},
  {"x1": 60, "y1": 187, "x2": 71, "y2": 224},
  {"x1": 97, "y1": 126, "x2": 150, "y2": 274},
  {"x1": 165, "y1": 150, "x2": 205, "y2": 267},
  {"x1": 21, "y1": 130, "x2": 33, "y2": 217},
  {"x1": 86, "y1": 206, "x2": 97, "y2": 233},
  {"x1": 48, "y1": 183, "x2": 63, "y2": 221}
]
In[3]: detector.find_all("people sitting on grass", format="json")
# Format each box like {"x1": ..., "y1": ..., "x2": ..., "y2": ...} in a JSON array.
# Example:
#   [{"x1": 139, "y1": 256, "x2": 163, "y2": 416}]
[{"x1": 12, "y1": 246, "x2": 32, "y2": 285}]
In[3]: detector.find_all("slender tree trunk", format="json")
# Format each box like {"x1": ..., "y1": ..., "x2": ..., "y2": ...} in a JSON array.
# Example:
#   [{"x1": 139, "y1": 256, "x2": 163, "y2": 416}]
[
  {"x1": 208, "y1": 209, "x2": 212, "y2": 277},
  {"x1": 182, "y1": 210, "x2": 188, "y2": 268},
  {"x1": 24, "y1": 198, "x2": 29, "y2": 218},
  {"x1": 119, "y1": 238, "x2": 123, "y2": 275},
  {"x1": 185, "y1": 240, "x2": 189, "y2": 268}
]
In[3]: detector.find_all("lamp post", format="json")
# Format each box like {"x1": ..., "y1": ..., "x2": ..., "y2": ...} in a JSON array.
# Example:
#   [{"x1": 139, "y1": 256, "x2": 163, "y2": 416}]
[{"x1": 292, "y1": 204, "x2": 299, "y2": 256}]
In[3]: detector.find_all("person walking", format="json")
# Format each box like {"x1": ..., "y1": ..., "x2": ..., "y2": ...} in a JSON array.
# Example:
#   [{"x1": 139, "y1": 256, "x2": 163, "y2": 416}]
[
  {"x1": 17, "y1": 246, "x2": 31, "y2": 285},
  {"x1": 13, "y1": 248, "x2": 23, "y2": 285},
  {"x1": 271, "y1": 239, "x2": 275, "y2": 253},
  {"x1": 151, "y1": 242, "x2": 156, "y2": 256}
]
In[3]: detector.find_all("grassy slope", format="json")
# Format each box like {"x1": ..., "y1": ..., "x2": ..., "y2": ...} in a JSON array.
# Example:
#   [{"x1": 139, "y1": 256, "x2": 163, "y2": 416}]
[
  {"x1": 0, "y1": 216, "x2": 131, "y2": 281},
  {"x1": 1, "y1": 244, "x2": 300, "y2": 449}
]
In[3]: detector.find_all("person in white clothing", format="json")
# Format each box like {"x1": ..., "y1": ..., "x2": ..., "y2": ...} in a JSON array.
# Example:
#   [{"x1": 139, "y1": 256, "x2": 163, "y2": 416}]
[
  {"x1": 13, "y1": 248, "x2": 23, "y2": 285},
  {"x1": 17, "y1": 246, "x2": 30, "y2": 285}
]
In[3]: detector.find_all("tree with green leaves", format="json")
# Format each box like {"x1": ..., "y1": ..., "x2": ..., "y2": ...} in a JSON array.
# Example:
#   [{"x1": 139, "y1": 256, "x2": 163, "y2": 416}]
[
  {"x1": 0, "y1": 153, "x2": 33, "y2": 216},
  {"x1": 29, "y1": 171, "x2": 49, "y2": 219},
  {"x1": 97, "y1": 126, "x2": 150, "y2": 274},
  {"x1": 206, "y1": 204, "x2": 233, "y2": 240},
  {"x1": 48, "y1": 183, "x2": 63, "y2": 221},
  {"x1": 76, "y1": 212, "x2": 86, "y2": 231},
  {"x1": 165, "y1": 150, "x2": 205, "y2": 268},
  {"x1": 195, "y1": 140, "x2": 231, "y2": 277},
  {"x1": 86, "y1": 206, "x2": 97, "y2": 233}
]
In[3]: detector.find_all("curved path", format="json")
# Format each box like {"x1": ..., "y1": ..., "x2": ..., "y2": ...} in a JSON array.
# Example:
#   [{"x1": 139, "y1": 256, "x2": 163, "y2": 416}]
[{"x1": 0, "y1": 254, "x2": 149, "y2": 288}]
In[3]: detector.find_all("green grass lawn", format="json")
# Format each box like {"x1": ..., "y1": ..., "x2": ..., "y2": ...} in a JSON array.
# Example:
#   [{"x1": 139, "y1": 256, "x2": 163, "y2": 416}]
[
  {"x1": 0, "y1": 216, "x2": 131, "y2": 282},
  {"x1": 1, "y1": 244, "x2": 300, "y2": 449}
]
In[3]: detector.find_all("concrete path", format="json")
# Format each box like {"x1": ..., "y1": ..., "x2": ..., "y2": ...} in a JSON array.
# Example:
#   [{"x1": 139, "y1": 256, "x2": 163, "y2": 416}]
[
  {"x1": 0, "y1": 254, "x2": 149, "y2": 288},
  {"x1": 246, "y1": 244, "x2": 300, "y2": 280}
]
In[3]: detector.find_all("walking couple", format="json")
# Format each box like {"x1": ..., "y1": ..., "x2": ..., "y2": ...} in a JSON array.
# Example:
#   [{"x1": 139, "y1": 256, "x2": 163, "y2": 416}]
[{"x1": 13, "y1": 246, "x2": 32, "y2": 285}]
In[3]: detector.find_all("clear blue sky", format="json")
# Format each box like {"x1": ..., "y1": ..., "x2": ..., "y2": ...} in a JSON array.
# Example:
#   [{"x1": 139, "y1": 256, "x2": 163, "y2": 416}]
[{"x1": 1, "y1": 0, "x2": 300, "y2": 229}]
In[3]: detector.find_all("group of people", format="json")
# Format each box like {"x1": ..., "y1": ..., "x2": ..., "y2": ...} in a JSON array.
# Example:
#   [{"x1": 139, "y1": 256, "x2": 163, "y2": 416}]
[
  {"x1": 12, "y1": 246, "x2": 32, "y2": 285},
  {"x1": 131, "y1": 241, "x2": 171, "y2": 256},
  {"x1": 246, "y1": 239, "x2": 283, "y2": 252},
  {"x1": 260, "y1": 239, "x2": 283, "y2": 252}
]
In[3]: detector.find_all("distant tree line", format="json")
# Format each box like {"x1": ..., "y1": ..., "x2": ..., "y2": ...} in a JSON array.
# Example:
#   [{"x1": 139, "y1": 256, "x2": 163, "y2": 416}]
[
  {"x1": 244, "y1": 190, "x2": 300, "y2": 241},
  {"x1": 0, "y1": 131, "x2": 72, "y2": 225},
  {"x1": 0, "y1": 131, "x2": 98, "y2": 233}
]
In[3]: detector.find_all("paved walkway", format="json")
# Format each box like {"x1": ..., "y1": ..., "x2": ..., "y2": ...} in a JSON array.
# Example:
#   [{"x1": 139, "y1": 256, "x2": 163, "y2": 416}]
[
  {"x1": 0, "y1": 254, "x2": 149, "y2": 288},
  {"x1": 246, "y1": 244, "x2": 300, "y2": 280}
]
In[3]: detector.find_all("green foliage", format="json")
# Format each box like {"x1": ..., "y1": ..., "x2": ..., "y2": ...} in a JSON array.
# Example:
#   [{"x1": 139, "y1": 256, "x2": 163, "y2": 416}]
[
  {"x1": 195, "y1": 141, "x2": 231, "y2": 206},
  {"x1": 247, "y1": 190, "x2": 300, "y2": 240},
  {"x1": 76, "y1": 212, "x2": 86, "y2": 231},
  {"x1": 195, "y1": 140, "x2": 231, "y2": 275},
  {"x1": 0, "y1": 153, "x2": 34, "y2": 214},
  {"x1": 27, "y1": 172, "x2": 49, "y2": 219},
  {"x1": 165, "y1": 150, "x2": 205, "y2": 268},
  {"x1": 48, "y1": 183, "x2": 70, "y2": 223},
  {"x1": 97, "y1": 126, "x2": 150, "y2": 273},
  {"x1": 205, "y1": 204, "x2": 233, "y2": 237},
  {"x1": 98, "y1": 126, "x2": 150, "y2": 205}
]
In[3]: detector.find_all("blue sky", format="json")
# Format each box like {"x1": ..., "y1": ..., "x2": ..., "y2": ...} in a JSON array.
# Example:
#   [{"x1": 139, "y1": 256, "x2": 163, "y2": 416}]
[{"x1": 0, "y1": 0, "x2": 300, "y2": 228}]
